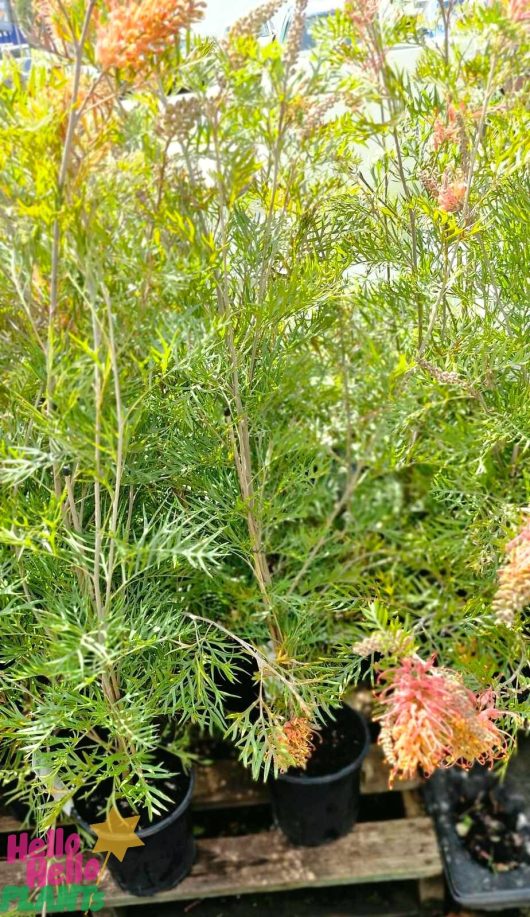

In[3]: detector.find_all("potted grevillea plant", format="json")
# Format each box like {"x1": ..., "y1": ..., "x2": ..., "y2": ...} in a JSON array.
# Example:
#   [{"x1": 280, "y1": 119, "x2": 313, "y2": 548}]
[
  {"x1": 0, "y1": 0, "x2": 374, "y2": 885},
  {"x1": 1, "y1": 0, "x2": 529, "y2": 889},
  {"x1": 0, "y1": 0, "x2": 216, "y2": 895},
  {"x1": 311, "y1": 0, "x2": 530, "y2": 900}
]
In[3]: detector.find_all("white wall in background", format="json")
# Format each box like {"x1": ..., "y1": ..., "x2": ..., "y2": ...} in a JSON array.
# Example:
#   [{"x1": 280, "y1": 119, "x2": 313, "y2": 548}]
[{"x1": 197, "y1": 0, "x2": 261, "y2": 37}]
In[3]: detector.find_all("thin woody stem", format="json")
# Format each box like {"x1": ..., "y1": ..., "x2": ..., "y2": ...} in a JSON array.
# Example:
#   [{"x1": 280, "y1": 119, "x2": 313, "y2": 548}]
[
  {"x1": 209, "y1": 108, "x2": 282, "y2": 650},
  {"x1": 102, "y1": 287, "x2": 125, "y2": 612},
  {"x1": 97, "y1": 851, "x2": 111, "y2": 885},
  {"x1": 366, "y1": 20, "x2": 421, "y2": 342},
  {"x1": 419, "y1": 51, "x2": 498, "y2": 354},
  {"x1": 46, "y1": 0, "x2": 98, "y2": 499},
  {"x1": 89, "y1": 286, "x2": 124, "y2": 726},
  {"x1": 287, "y1": 462, "x2": 366, "y2": 597},
  {"x1": 183, "y1": 613, "x2": 310, "y2": 714}
]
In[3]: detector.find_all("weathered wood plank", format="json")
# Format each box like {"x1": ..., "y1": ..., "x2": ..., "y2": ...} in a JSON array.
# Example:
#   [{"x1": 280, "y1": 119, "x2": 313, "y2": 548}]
[
  {"x1": 360, "y1": 745, "x2": 418, "y2": 795},
  {"x1": 83, "y1": 816, "x2": 446, "y2": 904},
  {"x1": 401, "y1": 788, "x2": 425, "y2": 820},
  {"x1": 418, "y1": 874, "x2": 445, "y2": 905},
  {"x1": 0, "y1": 817, "x2": 442, "y2": 906},
  {"x1": 0, "y1": 746, "x2": 418, "y2": 833},
  {"x1": 0, "y1": 811, "x2": 21, "y2": 833},
  {"x1": 192, "y1": 746, "x2": 417, "y2": 810},
  {"x1": 194, "y1": 758, "x2": 268, "y2": 808}
]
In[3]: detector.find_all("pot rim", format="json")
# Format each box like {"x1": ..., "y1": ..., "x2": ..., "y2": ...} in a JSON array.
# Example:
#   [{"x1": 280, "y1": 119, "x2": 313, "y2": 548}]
[
  {"x1": 276, "y1": 704, "x2": 371, "y2": 786},
  {"x1": 76, "y1": 763, "x2": 195, "y2": 840}
]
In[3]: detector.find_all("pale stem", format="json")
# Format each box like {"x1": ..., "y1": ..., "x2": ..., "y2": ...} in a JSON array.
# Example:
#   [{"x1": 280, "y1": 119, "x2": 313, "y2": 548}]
[
  {"x1": 102, "y1": 287, "x2": 125, "y2": 611},
  {"x1": 209, "y1": 109, "x2": 282, "y2": 649},
  {"x1": 46, "y1": 0, "x2": 98, "y2": 499},
  {"x1": 182, "y1": 612, "x2": 311, "y2": 714},
  {"x1": 420, "y1": 51, "x2": 498, "y2": 354}
]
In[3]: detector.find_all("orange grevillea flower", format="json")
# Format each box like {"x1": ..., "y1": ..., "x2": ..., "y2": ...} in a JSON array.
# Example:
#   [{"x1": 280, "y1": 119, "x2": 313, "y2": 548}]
[
  {"x1": 272, "y1": 717, "x2": 314, "y2": 772},
  {"x1": 95, "y1": 0, "x2": 205, "y2": 72},
  {"x1": 438, "y1": 179, "x2": 467, "y2": 212},
  {"x1": 375, "y1": 656, "x2": 507, "y2": 784},
  {"x1": 493, "y1": 519, "x2": 530, "y2": 626}
]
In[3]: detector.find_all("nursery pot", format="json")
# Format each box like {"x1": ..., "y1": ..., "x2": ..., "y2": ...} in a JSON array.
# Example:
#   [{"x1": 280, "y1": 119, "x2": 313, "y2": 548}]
[
  {"x1": 75, "y1": 752, "x2": 195, "y2": 897},
  {"x1": 425, "y1": 736, "x2": 530, "y2": 911},
  {"x1": 214, "y1": 655, "x2": 259, "y2": 714},
  {"x1": 269, "y1": 704, "x2": 370, "y2": 846},
  {"x1": 2, "y1": 777, "x2": 53, "y2": 824}
]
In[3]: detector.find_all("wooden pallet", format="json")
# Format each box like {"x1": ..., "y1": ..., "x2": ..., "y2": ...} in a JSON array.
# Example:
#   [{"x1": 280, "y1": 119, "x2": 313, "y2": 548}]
[{"x1": 0, "y1": 744, "x2": 443, "y2": 910}]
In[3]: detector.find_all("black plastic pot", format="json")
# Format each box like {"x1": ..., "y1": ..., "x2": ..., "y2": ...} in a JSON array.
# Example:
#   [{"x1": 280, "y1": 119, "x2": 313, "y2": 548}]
[
  {"x1": 2, "y1": 777, "x2": 51, "y2": 824},
  {"x1": 425, "y1": 737, "x2": 530, "y2": 911},
  {"x1": 269, "y1": 704, "x2": 370, "y2": 846},
  {"x1": 214, "y1": 655, "x2": 259, "y2": 714},
  {"x1": 75, "y1": 754, "x2": 195, "y2": 897}
]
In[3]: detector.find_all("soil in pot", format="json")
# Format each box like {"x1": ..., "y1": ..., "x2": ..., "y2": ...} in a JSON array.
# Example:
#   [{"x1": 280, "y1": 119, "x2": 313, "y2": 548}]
[
  {"x1": 454, "y1": 785, "x2": 530, "y2": 872},
  {"x1": 425, "y1": 737, "x2": 530, "y2": 910},
  {"x1": 269, "y1": 703, "x2": 370, "y2": 847},
  {"x1": 75, "y1": 748, "x2": 195, "y2": 897}
]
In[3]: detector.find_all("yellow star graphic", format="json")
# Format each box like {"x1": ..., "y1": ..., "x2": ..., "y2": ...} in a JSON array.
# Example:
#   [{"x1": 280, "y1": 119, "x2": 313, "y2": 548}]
[{"x1": 90, "y1": 805, "x2": 145, "y2": 863}]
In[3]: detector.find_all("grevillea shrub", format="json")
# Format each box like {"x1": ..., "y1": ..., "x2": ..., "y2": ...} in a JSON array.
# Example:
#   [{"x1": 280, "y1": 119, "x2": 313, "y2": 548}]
[
  {"x1": 320, "y1": 0, "x2": 530, "y2": 776},
  {"x1": 0, "y1": 0, "x2": 529, "y2": 823},
  {"x1": 0, "y1": 0, "x2": 373, "y2": 825}
]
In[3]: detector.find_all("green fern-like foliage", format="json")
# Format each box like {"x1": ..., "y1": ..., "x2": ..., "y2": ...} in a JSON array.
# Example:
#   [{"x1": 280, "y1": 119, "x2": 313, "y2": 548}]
[{"x1": 0, "y1": 0, "x2": 529, "y2": 822}]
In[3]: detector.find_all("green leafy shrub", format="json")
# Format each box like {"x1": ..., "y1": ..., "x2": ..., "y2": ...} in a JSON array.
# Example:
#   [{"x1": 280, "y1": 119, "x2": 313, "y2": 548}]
[{"x1": 1, "y1": 0, "x2": 529, "y2": 823}]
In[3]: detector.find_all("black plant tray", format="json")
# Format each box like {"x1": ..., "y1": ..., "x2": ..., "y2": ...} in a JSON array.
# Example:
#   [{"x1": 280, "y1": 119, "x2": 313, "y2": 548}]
[{"x1": 424, "y1": 737, "x2": 530, "y2": 911}]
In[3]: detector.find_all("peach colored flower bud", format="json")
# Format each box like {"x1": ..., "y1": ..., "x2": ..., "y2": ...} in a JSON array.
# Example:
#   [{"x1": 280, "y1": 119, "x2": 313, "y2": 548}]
[
  {"x1": 438, "y1": 180, "x2": 467, "y2": 213},
  {"x1": 272, "y1": 716, "x2": 314, "y2": 772},
  {"x1": 493, "y1": 519, "x2": 530, "y2": 626},
  {"x1": 346, "y1": 0, "x2": 379, "y2": 32},
  {"x1": 508, "y1": 0, "x2": 530, "y2": 21},
  {"x1": 420, "y1": 171, "x2": 438, "y2": 198},
  {"x1": 352, "y1": 629, "x2": 415, "y2": 658},
  {"x1": 433, "y1": 113, "x2": 459, "y2": 150},
  {"x1": 226, "y1": 0, "x2": 283, "y2": 43},
  {"x1": 284, "y1": 0, "x2": 309, "y2": 71}
]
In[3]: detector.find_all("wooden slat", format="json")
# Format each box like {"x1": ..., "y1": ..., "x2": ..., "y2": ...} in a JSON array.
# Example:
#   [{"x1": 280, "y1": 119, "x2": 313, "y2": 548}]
[
  {"x1": 360, "y1": 745, "x2": 418, "y2": 795},
  {"x1": 0, "y1": 817, "x2": 442, "y2": 907},
  {"x1": 401, "y1": 788, "x2": 425, "y2": 820},
  {"x1": 192, "y1": 745, "x2": 418, "y2": 810},
  {"x1": 194, "y1": 758, "x2": 268, "y2": 808},
  {"x1": 0, "y1": 811, "x2": 21, "y2": 833},
  {"x1": 0, "y1": 745, "x2": 419, "y2": 832}
]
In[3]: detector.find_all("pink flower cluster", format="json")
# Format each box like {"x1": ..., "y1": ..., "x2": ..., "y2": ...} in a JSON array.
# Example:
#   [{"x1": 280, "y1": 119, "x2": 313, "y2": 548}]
[
  {"x1": 95, "y1": 0, "x2": 205, "y2": 72},
  {"x1": 438, "y1": 178, "x2": 467, "y2": 213},
  {"x1": 375, "y1": 655, "x2": 507, "y2": 784},
  {"x1": 345, "y1": 0, "x2": 379, "y2": 32},
  {"x1": 508, "y1": 0, "x2": 530, "y2": 21},
  {"x1": 433, "y1": 103, "x2": 460, "y2": 150}
]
